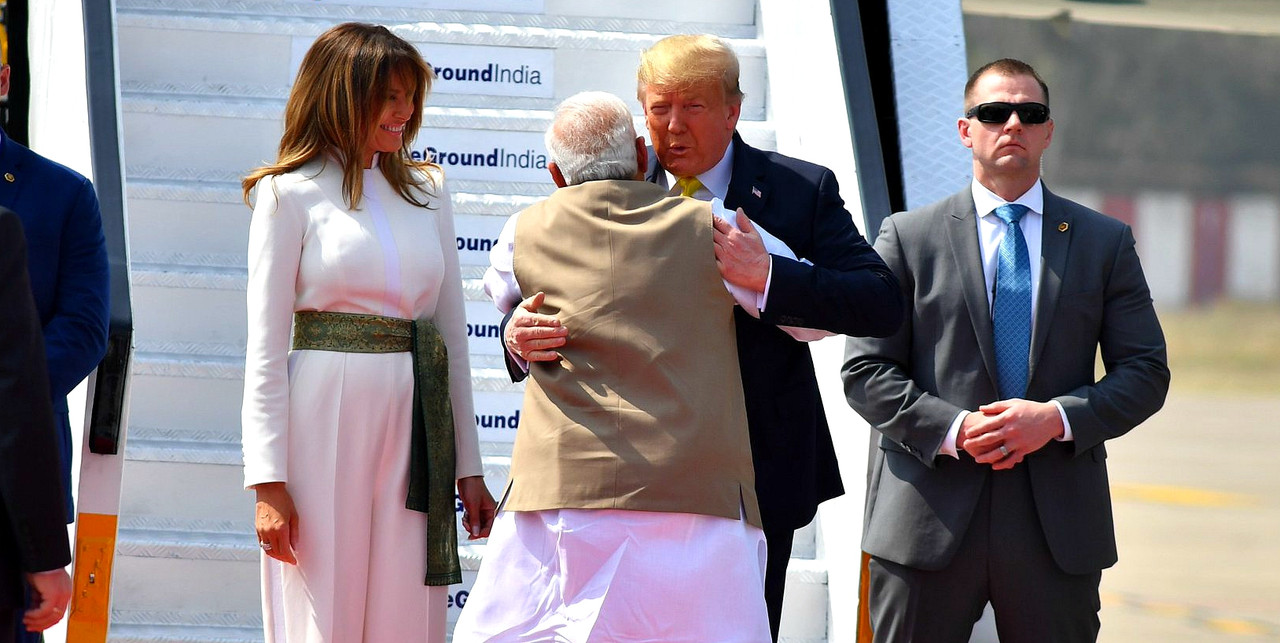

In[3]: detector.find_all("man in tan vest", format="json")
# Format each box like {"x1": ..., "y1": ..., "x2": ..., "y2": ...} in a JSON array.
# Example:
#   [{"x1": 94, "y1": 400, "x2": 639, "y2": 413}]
[{"x1": 455, "y1": 91, "x2": 788, "y2": 642}]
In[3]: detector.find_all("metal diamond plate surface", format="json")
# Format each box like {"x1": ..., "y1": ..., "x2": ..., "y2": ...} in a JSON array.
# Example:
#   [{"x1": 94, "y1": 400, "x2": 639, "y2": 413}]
[{"x1": 889, "y1": 0, "x2": 972, "y2": 209}]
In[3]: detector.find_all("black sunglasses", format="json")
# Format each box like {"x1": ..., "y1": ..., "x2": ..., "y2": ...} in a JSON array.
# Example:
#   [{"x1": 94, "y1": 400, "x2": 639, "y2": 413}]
[{"x1": 965, "y1": 102, "x2": 1051, "y2": 125}]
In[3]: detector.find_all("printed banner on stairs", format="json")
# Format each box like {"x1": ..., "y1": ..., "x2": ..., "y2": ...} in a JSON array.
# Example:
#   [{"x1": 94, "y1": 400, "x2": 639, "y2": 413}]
[
  {"x1": 291, "y1": 39, "x2": 555, "y2": 99},
  {"x1": 425, "y1": 43, "x2": 555, "y2": 98},
  {"x1": 414, "y1": 128, "x2": 550, "y2": 183}
]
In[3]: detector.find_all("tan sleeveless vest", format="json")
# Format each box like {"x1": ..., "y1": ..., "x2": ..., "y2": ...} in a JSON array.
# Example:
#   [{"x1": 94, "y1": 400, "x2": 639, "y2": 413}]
[{"x1": 504, "y1": 180, "x2": 760, "y2": 528}]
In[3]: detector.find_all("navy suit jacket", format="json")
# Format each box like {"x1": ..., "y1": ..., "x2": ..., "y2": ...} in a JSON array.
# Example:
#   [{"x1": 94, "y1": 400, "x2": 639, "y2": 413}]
[
  {"x1": 0, "y1": 134, "x2": 110, "y2": 518},
  {"x1": 843, "y1": 187, "x2": 1169, "y2": 574},
  {"x1": 647, "y1": 133, "x2": 903, "y2": 531},
  {"x1": 0, "y1": 209, "x2": 72, "y2": 609}
]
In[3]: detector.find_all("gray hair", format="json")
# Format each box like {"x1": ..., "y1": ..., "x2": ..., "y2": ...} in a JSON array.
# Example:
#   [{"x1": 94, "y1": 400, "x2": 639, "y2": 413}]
[{"x1": 544, "y1": 91, "x2": 638, "y2": 185}]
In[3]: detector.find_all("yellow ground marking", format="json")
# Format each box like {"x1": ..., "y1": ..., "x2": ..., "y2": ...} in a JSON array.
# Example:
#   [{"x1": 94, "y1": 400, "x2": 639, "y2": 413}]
[
  {"x1": 1103, "y1": 591, "x2": 1279, "y2": 638},
  {"x1": 1111, "y1": 482, "x2": 1256, "y2": 507},
  {"x1": 1207, "y1": 619, "x2": 1271, "y2": 636}
]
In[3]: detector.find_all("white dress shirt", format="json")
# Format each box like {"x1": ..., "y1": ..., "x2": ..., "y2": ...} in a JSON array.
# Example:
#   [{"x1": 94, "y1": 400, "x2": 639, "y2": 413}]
[{"x1": 939, "y1": 179, "x2": 1073, "y2": 459}]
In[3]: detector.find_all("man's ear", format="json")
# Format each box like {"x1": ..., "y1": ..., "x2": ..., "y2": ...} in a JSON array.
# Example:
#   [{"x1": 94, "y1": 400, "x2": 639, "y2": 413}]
[
  {"x1": 634, "y1": 137, "x2": 647, "y2": 180},
  {"x1": 0, "y1": 66, "x2": 10, "y2": 100},
  {"x1": 958, "y1": 117, "x2": 974, "y2": 150},
  {"x1": 548, "y1": 162, "x2": 568, "y2": 188}
]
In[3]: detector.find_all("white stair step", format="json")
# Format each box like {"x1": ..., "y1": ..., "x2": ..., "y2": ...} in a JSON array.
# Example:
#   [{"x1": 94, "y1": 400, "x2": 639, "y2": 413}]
[
  {"x1": 119, "y1": 100, "x2": 775, "y2": 176},
  {"x1": 126, "y1": 172, "x2": 552, "y2": 217},
  {"x1": 129, "y1": 351, "x2": 246, "y2": 431},
  {"x1": 109, "y1": 610, "x2": 261, "y2": 643},
  {"x1": 127, "y1": 349, "x2": 523, "y2": 444},
  {"x1": 110, "y1": 552, "x2": 260, "y2": 614},
  {"x1": 117, "y1": 517, "x2": 257, "y2": 562},
  {"x1": 116, "y1": 515, "x2": 489, "y2": 569},
  {"x1": 124, "y1": 169, "x2": 548, "y2": 273},
  {"x1": 129, "y1": 264, "x2": 511, "y2": 353},
  {"x1": 116, "y1": 11, "x2": 765, "y2": 120},
  {"x1": 131, "y1": 346, "x2": 520, "y2": 387},
  {"x1": 127, "y1": 163, "x2": 557, "y2": 199},
  {"x1": 126, "y1": 427, "x2": 244, "y2": 467},
  {"x1": 116, "y1": 0, "x2": 759, "y2": 35},
  {"x1": 120, "y1": 459, "x2": 253, "y2": 524},
  {"x1": 126, "y1": 173, "x2": 548, "y2": 270},
  {"x1": 131, "y1": 268, "x2": 247, "y2": 348},
  {"x1": 780, "y1": 558, "x2": 829, "y2": 643},
  {"x1": 131, "y1": 256, "x2": 491, "y2": 298},
  {"x1": 127, "y1": 198, "x2": 250, "y2": 262},
  {"x1": 792, "y1": 517, "x2": 817, "y2": 559}
]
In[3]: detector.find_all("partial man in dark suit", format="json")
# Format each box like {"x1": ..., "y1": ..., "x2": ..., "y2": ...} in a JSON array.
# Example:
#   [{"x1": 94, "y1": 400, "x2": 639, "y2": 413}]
[
  {"x1": 0, "y1": 62, "x2": 111, "y2": 522},
  {"x1": 505, "y1": 34, "x2": 903, "y2": 640},
  {"x1": 842, "y1": 58, "x2": 1170, "y2": 642},
  {"x1": 0, "y1": 208, "x2": 74, "y2": 643}
]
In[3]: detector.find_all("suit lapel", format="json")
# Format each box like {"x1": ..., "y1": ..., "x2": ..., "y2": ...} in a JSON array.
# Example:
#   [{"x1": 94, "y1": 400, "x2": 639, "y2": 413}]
[
  {"x1": 725, "y1": 132, "x2": 768, "y2": 221},
  {"x1": 1029, "y1": 189, "x2": 1072, "y2": 386},
  {"x1": 644, "y1": 149, "x2": 668, "y2": 190},
  {"x1": 0, "y1": 136, "x2": 26, "y2": 211},
  {"x1": 944, "y1": 193, "x2": 1001, "y2": 394}
]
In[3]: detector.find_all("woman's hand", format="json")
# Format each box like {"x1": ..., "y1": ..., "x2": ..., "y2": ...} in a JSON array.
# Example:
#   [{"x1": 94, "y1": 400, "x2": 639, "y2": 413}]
[
  {"x1": 253, "y1": 482, "x2": 299, "y2": 564},
  {"x1": 457, "y1": 476, "x2": 496, "y2": 540}
]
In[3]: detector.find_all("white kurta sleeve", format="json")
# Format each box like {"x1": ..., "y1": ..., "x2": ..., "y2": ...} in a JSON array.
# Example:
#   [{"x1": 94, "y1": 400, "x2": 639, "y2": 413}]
[
  {"x1": 482, "y1": 211, "x2": 522, "y2": 313},
  {"x1": 242, "y1": 175, "x2": 305, "y2": 488},
  {"x1": 430, "y1": 178, "x2": 484, "y2": 479}
]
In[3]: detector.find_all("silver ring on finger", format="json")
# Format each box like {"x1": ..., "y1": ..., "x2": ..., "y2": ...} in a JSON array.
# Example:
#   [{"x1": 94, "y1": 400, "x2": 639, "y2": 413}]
[
  {"x1": 260, "y1": 541, "x2": 273, "y2": 551},
  {"x1": 998, "y1": 445, "x2": 1010, "y2": 458}
]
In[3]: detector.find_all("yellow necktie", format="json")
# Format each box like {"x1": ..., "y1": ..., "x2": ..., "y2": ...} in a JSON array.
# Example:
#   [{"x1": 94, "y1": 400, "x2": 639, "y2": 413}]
[{"x1": 676, "y1": 176, "x2": 704, "y2": 198}]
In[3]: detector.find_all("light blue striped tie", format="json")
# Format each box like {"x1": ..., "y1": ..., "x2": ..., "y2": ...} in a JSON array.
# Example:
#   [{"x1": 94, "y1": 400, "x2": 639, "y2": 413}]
[{"x1": 993, "y1": 203, "x2": 1031, "y2": 399}]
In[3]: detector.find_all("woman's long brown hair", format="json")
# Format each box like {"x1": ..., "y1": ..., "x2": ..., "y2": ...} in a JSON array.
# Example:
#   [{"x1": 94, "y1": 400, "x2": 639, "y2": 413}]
[{"x1": 243, "y1": 22, "x2": 439, "y2": 210}]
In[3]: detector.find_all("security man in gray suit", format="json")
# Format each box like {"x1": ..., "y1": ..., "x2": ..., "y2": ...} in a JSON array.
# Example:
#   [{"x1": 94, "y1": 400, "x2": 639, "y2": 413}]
[{"x1": 842, "y1": 58, "x2": 1170, "y2": 642}]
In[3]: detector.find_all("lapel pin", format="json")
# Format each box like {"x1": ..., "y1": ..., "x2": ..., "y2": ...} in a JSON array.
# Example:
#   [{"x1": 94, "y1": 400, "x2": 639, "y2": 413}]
[
  {"x1": 1058, "y1": 222, "x2": 1069, "y2": 232},
  {"x1": 751, "y1": 186, "x2": 761, "y2": 198},
  {"x1": 3, "y1": 173, "x2": 13, "y2": 183}
]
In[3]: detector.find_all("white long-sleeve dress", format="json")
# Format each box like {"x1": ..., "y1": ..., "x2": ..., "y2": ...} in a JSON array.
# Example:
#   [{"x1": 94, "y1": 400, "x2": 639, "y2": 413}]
[{"x1": 242, "y1": 158, "x2": 482, "y2": 643}]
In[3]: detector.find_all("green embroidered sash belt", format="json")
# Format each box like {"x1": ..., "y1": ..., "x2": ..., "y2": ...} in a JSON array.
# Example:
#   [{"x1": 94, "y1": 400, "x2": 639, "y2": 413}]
[{"x1": 292, "y1": 310, "x2": 461, "y2": 586}]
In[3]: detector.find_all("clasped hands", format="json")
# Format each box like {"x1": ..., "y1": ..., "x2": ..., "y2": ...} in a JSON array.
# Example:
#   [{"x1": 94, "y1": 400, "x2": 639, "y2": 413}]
[{"x1": 959, "y1": 399, "x2": 1064, "y2": 470}]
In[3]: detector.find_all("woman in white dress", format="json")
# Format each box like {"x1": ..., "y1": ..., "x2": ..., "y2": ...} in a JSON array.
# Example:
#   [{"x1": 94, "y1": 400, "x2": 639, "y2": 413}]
[{"x1": 240, "y1": 23, "x2": 495, "y2": 642}]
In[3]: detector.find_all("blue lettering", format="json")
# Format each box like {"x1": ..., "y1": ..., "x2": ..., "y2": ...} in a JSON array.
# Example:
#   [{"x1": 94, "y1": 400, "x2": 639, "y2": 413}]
[
  {"x1": 466, "y1": 322, "x2": 501, "y2": 338},
  {"x1": 475, "y1": 410, "x2": 521, "y2": 430},
  {"x1": 431, "y1": 62, "x2": 541, "y2": 86},
  {"x1": 457, "y1": 237, "x2": 496, "y2": 253}
]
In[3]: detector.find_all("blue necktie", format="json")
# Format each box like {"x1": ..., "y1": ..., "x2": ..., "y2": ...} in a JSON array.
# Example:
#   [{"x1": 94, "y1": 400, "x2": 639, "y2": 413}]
[{"x1": 992, "y1": 203, "x2": 1031, "y2": 399}]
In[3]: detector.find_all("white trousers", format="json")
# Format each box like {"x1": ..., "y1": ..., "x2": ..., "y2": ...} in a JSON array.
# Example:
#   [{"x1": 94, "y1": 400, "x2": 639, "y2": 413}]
[{"x1": 454, "y1": 508, "x2": 771, "y2": 643}]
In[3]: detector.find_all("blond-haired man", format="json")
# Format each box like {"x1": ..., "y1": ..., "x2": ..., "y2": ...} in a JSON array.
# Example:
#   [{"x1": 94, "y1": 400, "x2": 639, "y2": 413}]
[{"x1": 505, "y1": 35, "x2": 904, "y2": 639}]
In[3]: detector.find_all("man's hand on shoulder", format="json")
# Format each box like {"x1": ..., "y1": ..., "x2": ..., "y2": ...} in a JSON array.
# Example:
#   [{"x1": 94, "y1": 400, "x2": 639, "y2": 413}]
[
  {"x1": 506, "y1": 292, "x2": 567, "y2": 362},
  {"x1": 960, "y1": 400, "x2": 1064, "y2": 470},
  {"x1": 713, "y1": 208, "x2": 769, "y2": 292}
]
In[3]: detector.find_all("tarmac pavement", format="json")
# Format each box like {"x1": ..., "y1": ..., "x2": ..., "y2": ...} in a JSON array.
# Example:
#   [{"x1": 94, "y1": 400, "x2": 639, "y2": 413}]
[
  {"x1": 966, "y1": 392, "x2": 1280, "y2": 643},
  {"x1": 1098, "y1": 393, "x2": 1280, "y2": 642}
]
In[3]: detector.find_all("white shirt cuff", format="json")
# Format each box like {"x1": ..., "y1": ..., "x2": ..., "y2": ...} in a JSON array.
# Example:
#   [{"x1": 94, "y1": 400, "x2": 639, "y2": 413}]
[
  {"x1": 757, "y1": 256, "x2": 774, "y2": 312},
  {"x1": 941, "y1": 411, "x2": 967, "y2": 459},
  {"x1": 1052, "y1": 400, "x2": 1073, "y2": 441}
]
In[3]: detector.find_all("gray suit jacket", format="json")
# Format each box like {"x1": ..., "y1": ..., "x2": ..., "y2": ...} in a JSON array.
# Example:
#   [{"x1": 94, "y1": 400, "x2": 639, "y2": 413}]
[{"x1": 842, "y1": 187, "x2": 1169, "y2": 575}]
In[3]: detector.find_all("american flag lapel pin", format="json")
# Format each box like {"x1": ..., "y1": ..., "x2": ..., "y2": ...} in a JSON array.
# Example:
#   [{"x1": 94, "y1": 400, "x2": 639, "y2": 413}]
[{"x1": 752, "y1": 186, "x2": 762, "y2": 198}]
